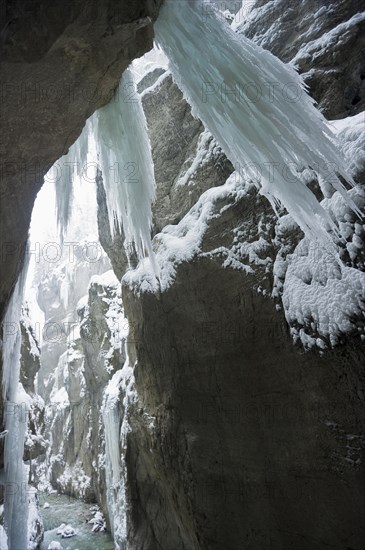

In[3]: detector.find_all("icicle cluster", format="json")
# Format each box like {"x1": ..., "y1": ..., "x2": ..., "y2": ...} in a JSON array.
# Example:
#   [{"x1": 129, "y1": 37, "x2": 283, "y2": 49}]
[
  {"x1": 91, "y1": 68, "x2": 156, "y2": 264},
  {"x1": 53, "y1": 68, "x2": 157, "y2": 269},
  {"x1": 54, "y1": 133, "x2": 89, "y2": 242},
  {"x1": 154, "y1": 0, "x2": 361, "y2": 239}
]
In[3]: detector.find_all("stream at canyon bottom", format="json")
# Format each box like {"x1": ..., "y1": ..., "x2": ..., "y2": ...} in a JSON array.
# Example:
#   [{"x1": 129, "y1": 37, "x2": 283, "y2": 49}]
[{"x1": 39, "y1": 494, "x2": 114, "y2": 550}]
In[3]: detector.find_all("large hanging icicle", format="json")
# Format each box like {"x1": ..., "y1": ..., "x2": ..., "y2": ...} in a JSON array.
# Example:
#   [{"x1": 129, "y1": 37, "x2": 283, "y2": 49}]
[
  {"x1": 2, "y1": 264, "x2": 30, "y2": 550},
  {"x1": 155, "y1": 0, "x2": 362, "y2": 239},
  {"x1": 91, "y1": 67, "x2": 156, "y2": 264},
  {"x1": 52, "y1": 67, "x2": 156, "y2": 266},
  {"x1": 53, "y1": 126, "x2": 90, "y2": 241}
]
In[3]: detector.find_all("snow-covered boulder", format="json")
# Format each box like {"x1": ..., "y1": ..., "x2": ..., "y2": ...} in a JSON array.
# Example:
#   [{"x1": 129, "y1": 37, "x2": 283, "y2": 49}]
[
  {"x1": 57, "y1": 523, "x2": 77, "y2": 538},
  {"x1": 56, "y1": 523, "x2": 66, "y2": 535}
]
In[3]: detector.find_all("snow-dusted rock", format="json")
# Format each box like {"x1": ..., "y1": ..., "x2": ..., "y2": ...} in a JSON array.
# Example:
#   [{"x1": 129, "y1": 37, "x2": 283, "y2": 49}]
[
  {"x1": 59, "y1": 524, "x2": 77, "y2": 538},
  {"x1": 56, "y1": 523, "x2": 66, "y2": 535},
  {"x1": 104, "y1": 3, "x2": 365, "y2": 548},
  {"x1": 88, "y1": 509, "x2": 106, "y2": 532}
]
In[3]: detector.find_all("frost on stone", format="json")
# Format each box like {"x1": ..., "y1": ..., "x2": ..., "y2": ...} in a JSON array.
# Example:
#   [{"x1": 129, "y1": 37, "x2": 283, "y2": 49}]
[
  {"x1": 88, "y1": 507, "x2": 107, "y2": 533},
  {"x1": 56, "y1": 523, "x2": 77, "y2": 538}
]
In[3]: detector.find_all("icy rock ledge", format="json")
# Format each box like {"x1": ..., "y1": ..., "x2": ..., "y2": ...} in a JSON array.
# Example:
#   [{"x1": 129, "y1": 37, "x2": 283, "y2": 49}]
[{"x1": 88, "y1": 506, "x2": 107, "y2": 533}]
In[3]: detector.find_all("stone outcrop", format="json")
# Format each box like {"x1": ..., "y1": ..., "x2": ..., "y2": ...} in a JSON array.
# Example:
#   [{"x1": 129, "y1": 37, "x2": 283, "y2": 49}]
[
  {"x1": 20, "y1": 305, "x2": 41, "y2": 396},
  {"x1": 20, "y1": 306, "x2": 48, "y2": 466},
  {"x1": 143, "y1": 74, "x2": 234, "y2": 234},
  {"x1": 235, "y1": 0, "x2": 365, "y2": 118},
  {"x1": 122, "y1": 260, "x2": 365, "y2": 549}
]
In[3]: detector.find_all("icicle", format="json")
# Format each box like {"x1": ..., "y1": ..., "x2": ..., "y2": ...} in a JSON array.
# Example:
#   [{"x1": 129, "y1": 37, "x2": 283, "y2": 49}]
[
  {"x1": 155, "y1": 0, "x2": 362, "y2": 240},
  {"x1": 2, "y1": 262, "x2": 30, "y2": 550},
  {"x1": 53, "y1": 122, "x2": 91, "y2": 242},
  {"x1": 102, "y1": 358, "x2": 135, "y2": 548},
  {"x1": 90, "y1": 68, "x2": 157, "y2": 271},
  {"x1": 51, "y1": 68, "x2": 157, "y2": 272},
  {"x1": 54, "y1": 147, "x2": 74, "y2": 242}
]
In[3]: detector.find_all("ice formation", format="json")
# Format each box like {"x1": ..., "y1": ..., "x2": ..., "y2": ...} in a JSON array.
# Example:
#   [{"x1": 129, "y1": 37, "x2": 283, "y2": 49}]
[
  {"x1": 52, "y1": 67, "x2": 157, "y2": 268},
  {"x1": 53, "y1": 129, "x2": 90, "y2": 241},
  {"x1": 2, "y1": 264, "x2": 30, "y2": 550},
  {"x1": 154, "y1": 0, "x2": 362, "y2": 240},
  {"x1": 102, "y1": 359, "x2": 136, "y2": 548}
]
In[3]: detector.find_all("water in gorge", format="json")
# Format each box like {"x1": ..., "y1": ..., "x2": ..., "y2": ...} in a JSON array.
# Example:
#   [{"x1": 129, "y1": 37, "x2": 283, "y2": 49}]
[{"x1": 39, "y1": 494, "x2": 114, "y2": 550}]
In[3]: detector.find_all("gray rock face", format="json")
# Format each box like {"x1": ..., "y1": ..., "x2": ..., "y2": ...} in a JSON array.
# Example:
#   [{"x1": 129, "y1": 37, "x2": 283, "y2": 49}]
[
  {"x1": 19, "y1": 307, "x2": 47, "y2": 467},
  {"x1": 143, "y1": 74, "x2": 234, "y2": 233},
  {"x1": 122, "y1": 259, "x2": 365, "y2": 550},
  {"x1": 20, "y1": 305, "x2": 41, "y2": 396},
  {"x1": 234, "y1": 0, "x2": 365, "y2": 118}
]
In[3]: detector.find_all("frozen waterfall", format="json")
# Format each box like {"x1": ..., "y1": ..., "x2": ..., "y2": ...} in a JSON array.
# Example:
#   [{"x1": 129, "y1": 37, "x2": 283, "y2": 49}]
[
  {"x1": 2, "y1": 264, "x2": 30, "y2": 550},
  {"x1": 102, "y1": 359, "x2": 136, "y2": 549},
  {"x1": 154, "y1": 0, "x2": 362, "y2": 239}
]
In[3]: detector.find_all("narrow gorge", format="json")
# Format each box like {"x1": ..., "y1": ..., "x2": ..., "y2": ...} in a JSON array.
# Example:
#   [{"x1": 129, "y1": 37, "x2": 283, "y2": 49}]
[{"x1": 1, "y1": 1, "x2": 364, "y2": 549}]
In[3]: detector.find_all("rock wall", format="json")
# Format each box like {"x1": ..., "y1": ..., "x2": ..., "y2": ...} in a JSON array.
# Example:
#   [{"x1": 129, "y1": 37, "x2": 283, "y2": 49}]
[
  {"x1": 20, "y1": 307, "x2": 45, "y2": 549},
  {"x1": 235, "y1": 0, "x2": 365, "y2": 118},
  {"x1": 36, "y1": 243, "x2": 110, "y2": 396}
]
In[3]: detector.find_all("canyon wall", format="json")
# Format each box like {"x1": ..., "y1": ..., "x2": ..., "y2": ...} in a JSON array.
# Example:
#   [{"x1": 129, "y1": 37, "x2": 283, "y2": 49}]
[{"x1": 97, "y1": 2, "x2": 365, "y2": 548}]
